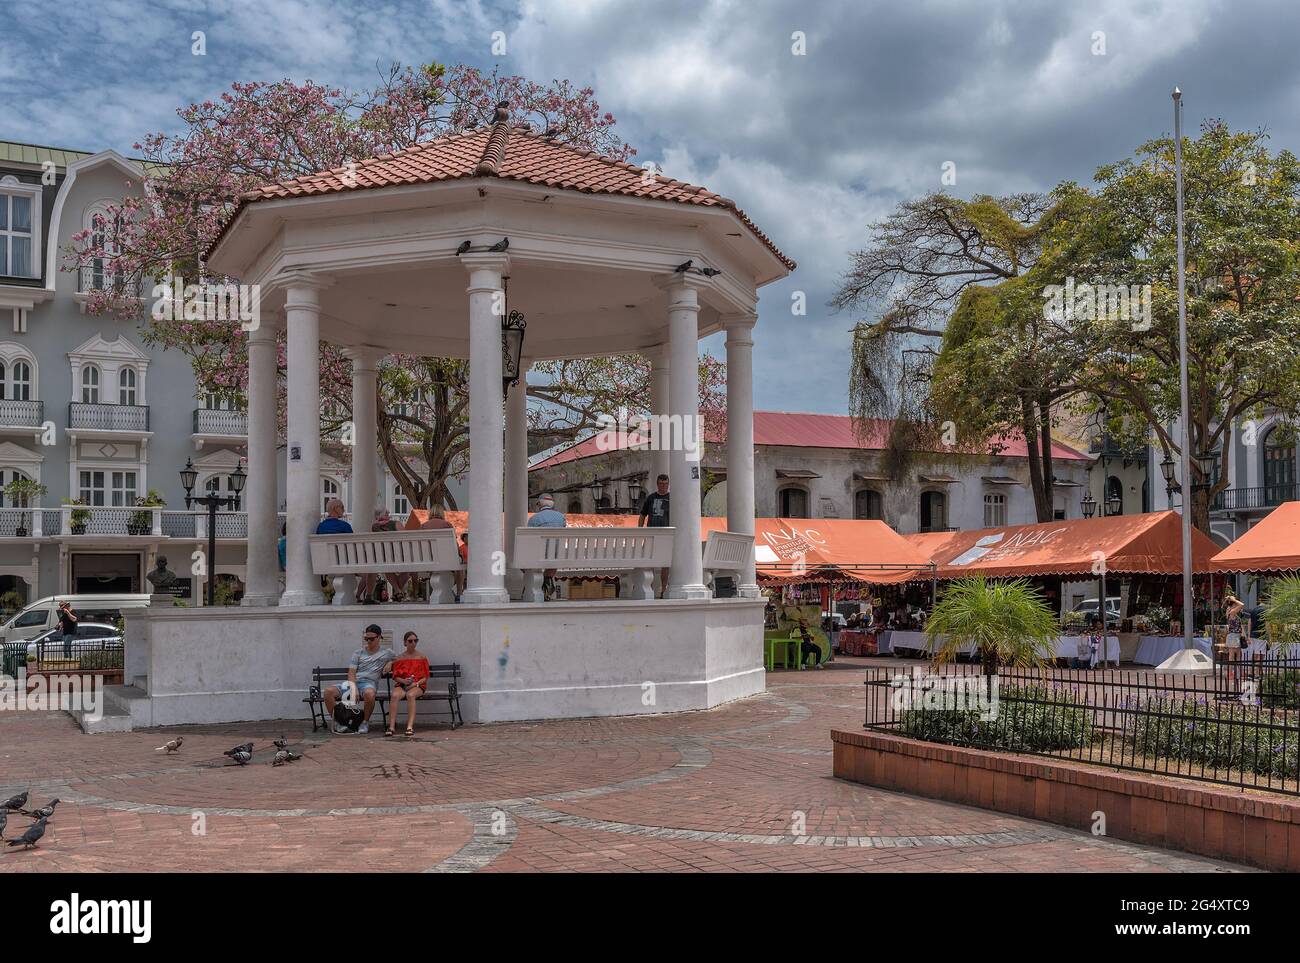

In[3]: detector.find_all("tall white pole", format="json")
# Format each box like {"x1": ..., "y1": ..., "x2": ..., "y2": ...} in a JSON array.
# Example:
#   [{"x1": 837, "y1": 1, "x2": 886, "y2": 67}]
[{"x1": 1173, "y1": 88, "x2": 1195, "y2": 650}]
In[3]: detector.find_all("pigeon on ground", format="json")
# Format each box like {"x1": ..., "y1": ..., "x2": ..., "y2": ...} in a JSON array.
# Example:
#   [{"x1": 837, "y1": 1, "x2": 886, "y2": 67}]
[
  {"x1": 5, "y1": 816, "x2": 46, "y2": 850},
  {"x1": 223, "y1": 742, "x2": 254, "y2": 766},
  {"x1": 0, "y1": 809, "x2": 7, "y2": 838},
  {"x1": 273, "y1": 736, "x2": 288, "y2": 750},
  {"x1": 1, "y1": 791, "x2": 27, "y2": 812},
  {"x1": 272, "y1": 749, "x2": 302, "y2": 767},
  {"x1": 455, "y1": 240, "x2": 471, "y2": 255},
  {"x1": 155, "y1": 737, "x2": 183, "y2": 753},
  {"x1": 23, "y1": 799, "x2": 59, "y2": 820},
  {"x1": 674, "y1": 259, "x2": 693, "y2": 273},
  {"x1": 487, "y1": 237, "x2": 509, "y2": 252}
]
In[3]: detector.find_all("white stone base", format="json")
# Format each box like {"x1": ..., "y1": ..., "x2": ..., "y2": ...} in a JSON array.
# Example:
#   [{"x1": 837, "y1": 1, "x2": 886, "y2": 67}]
[{"x1": 120, "y1": 598, "x2": 765, "y2": 727}]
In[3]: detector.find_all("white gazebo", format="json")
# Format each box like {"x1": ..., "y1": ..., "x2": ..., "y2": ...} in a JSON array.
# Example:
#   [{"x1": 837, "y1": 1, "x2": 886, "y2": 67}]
[{"x1": 120, "y1": 105, "x2": 793, "y2": 729}]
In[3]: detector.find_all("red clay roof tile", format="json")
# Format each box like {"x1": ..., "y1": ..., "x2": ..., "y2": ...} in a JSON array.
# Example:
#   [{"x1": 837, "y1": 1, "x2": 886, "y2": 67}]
[{"x1": 208, "y1": 116, "x2": 794, "y2": 270}]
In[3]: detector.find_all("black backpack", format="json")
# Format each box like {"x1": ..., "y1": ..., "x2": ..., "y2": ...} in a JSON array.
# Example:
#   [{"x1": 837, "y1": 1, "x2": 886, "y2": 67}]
[{"x1": 333, "y1": 701, "x2": 364, "y2": 732}]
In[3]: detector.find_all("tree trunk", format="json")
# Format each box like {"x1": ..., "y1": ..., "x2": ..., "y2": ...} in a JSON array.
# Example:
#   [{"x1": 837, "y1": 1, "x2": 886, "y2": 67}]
[
  {"x1": 1020, "y1": 395, "x2": 1052, "y2": 522},
  {"x1": 1037, "y1": 396, "x2": 1056, "y2": 522}
]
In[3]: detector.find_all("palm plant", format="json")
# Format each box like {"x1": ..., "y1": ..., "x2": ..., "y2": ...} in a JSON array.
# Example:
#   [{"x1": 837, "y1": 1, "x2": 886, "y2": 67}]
[
  {"x1": 1263, "y1": 575, "x2": 1300, "y2": 651},
  {"x1": 926, "y1": 576, "x2": 1061, "y2": 676}
]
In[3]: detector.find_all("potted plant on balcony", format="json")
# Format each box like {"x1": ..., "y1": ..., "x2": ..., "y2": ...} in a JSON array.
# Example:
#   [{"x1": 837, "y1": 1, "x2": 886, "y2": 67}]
[
  {"x1": 128, "y1": 490, "x2": 166, "y2": 535},
  {"x1": 63, "y1": 497, "x2": 91, "y2": 535},
  {"x1": 3, "y1": 477, "x2": 46, "y2": 537}
]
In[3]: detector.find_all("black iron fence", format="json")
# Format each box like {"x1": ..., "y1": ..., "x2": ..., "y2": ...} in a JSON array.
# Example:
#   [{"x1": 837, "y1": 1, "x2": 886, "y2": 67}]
[
  {"x1": 864, "y1": 660, "x2": 1300, "y2": 796},
  {"x1": 28, "y1": 637, "x2": 124, "y2": 673}
]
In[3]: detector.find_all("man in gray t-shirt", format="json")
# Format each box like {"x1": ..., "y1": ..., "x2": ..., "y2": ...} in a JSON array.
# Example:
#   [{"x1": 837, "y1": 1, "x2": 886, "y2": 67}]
[{"x1": 323, "y1": 623, "x2": 395, "y2": 734}]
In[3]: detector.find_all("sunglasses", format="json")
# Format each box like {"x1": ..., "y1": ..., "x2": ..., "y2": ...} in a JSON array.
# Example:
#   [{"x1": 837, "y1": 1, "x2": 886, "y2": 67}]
[
  {"x1": 405, "y1": 636, "x2": 419, "y2": 643},
  {"x1": 363, "y1": 634, "x2": 378, "y2": 642}
]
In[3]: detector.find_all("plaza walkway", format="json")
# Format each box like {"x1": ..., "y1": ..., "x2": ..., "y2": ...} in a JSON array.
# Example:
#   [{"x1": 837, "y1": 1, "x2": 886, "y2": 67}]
[{"x1": 0, "y1": 659, "x2": 1250, "y2": 872}]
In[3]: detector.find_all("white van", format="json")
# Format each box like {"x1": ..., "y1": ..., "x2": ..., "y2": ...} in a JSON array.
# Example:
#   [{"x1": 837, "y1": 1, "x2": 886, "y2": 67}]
[{"x1": 0, "y1": 595, "x2": 151, "y2": 644}]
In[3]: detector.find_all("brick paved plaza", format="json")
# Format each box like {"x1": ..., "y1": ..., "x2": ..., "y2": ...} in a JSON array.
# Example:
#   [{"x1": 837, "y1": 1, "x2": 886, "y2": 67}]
[{"x1": 0, "y1": 660, "x2": 1252, "y2": 873}]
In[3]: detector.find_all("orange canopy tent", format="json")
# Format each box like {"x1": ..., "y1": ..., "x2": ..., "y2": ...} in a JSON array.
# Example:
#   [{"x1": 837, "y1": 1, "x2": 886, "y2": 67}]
[
  {"x1": 404, "y1": 511, "x2": 933, "y2": 584},
  {"x1": 906, "y1": 510, "x2": 1220, "y2": 579},
  {"x1": 1211, "y1": 501, "x2": 1300, "y2": 573}
]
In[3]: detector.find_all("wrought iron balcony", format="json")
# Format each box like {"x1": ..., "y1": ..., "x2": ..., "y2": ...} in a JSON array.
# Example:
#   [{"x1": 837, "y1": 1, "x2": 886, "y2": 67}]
[
  {"x1": 76, "y1": 265, "x2": 144, "y2": 297},
  {"x1": 193, "y1": 408, "x2": 248, "y2": 436},
  {"x1": 0, "y1": 398, "x2": 43, "y2": 429},
  {"x1": 68, "y1": 401, "x2": 150, "y2": 432},
  {"x1": 1211, "y1": 484, "x2": 1300, "y2": 512}
]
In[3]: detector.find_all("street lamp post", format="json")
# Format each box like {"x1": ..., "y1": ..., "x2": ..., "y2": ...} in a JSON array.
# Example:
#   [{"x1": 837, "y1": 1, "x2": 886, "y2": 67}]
[
  {"x1": 180, "y1": 457, "x2": 245, "y2": 606},
  {"x1": 1173, "y1": 87, "x2": 1195, "y2": 654}
]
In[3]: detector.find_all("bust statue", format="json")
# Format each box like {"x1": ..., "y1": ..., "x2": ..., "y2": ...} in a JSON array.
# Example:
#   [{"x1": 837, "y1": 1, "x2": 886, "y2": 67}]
[{"x1": 147, "y1": 556, "x2": 178, "y2": 592}]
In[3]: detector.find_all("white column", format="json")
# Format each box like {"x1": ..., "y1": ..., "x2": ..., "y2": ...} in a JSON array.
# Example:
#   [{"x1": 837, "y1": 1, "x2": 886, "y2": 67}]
[
  {"x1": 348, "y1": 348, "x2": 384, "y2": 527},
  {"x1": 725, "y1": 316, "x2": 760, "y2": 598},
  {"x1": 280, "y1": 276, "x2": 327, "y2": 606},
  {"x1": 242, "y1": 325, "x2": 280, "y2": 606},
  {"x1": 648, "y1": 346, "x2": 671, "y2": 486},
  {"x1": 504, "y1": 359, "x2": 530, "y2": 600},
  {"x1": 661, "y1": 276, "x2": 709, "y2": 599},
  {"x1": 460, "y1": 253, "x2": 511, "y2": 605}
]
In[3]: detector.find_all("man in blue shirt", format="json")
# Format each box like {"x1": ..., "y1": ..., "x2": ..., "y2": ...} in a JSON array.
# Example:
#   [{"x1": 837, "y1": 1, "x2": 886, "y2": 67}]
[
  {"x1": 316, "y1": 498, "x2": 354, "y2": 535},
  {"x1": 527, "y1": 494, "x2": 566, "y2": 599},
  {"x1": 527, "y1": 493, "x2": 567, "y2": 528}
]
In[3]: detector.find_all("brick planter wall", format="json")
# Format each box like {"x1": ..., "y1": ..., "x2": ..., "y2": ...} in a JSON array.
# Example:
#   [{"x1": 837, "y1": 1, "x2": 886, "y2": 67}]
[{"x1": 832, "y1": 728, "x2": 1300, "y2": 871}]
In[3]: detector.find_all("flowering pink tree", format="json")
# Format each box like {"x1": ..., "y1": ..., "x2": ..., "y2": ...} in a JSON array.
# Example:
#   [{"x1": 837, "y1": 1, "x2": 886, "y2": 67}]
[{"x1": 65, "y1": 64, "x2": 726, "y2": 510}]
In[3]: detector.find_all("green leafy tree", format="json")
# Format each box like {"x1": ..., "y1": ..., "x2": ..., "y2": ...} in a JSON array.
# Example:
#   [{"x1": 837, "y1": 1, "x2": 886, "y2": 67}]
[
  {"x1": 926, "y1": 576, "x2": 1062, "y2": 676},
  {"x1": 1050, "y1": 122, "x2": 1300, "y2": 532},
  {"x1": 838, "y1": 193, "x2": 1074, "y2": 515}
]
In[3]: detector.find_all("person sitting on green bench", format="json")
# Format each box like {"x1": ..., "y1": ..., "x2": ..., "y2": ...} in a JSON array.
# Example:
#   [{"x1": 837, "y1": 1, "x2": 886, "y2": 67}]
[{"x1": 797, "y1": 617, "x2": 824, "y2": 670}]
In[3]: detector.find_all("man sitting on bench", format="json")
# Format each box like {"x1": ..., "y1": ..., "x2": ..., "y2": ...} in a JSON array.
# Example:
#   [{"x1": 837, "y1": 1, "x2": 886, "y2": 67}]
[{"x1": 323, "y1": 623, "x2": 394, "y2": 734}]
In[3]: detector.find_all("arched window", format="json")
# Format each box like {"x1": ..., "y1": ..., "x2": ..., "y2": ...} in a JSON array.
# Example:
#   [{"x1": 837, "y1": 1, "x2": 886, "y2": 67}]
[
  {"x1": 118, "y1": 367, "x2": 137, "y2": 406},
  {"x1": 854, "y1": 489, "x2": 883, "y2": 520},
  {"x1": 1105, "y1": 475, "x2": 1124, "y2": 515},
  {"x1": 1263, "y1": 427, "x2": 1296, "y2": 503},
  {"x1": 983, "y1": 492, "x2": 1007, "y2": 527},
  {"x1": 320, "y1": 476, "x2": 341, "y2": 514},
  {"x1": 568, "y1": 499, "x2": 582, "y2": 514},
  {"x1": 86, "y1": 207, "x2": 123, "y2": 291},
  {"x1": 920, "y1": 491, "x2": 947, "y2": 532},
  {"x1": 777, "y1": 486, "x2": 809, "y2": 518},
  {"x1": 0, "y1": 468, "x2": 31, "y2": 508},
  {"x1": 81, "y1": 365, "x2": 101, "y2": 404},
  {"x1": 10, "y1": 360, "x2": 31, "y2": 402}
]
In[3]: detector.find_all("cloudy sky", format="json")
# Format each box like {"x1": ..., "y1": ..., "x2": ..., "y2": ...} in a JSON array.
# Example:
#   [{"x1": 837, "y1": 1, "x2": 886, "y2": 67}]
[{"x1": 4, "y1": 0, "x2": 1299, "y2": 413}]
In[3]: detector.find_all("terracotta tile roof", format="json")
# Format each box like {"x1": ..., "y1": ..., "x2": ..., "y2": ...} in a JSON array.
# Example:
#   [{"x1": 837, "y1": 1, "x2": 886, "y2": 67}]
[
  {"x1": 528, "y1": 411, "x2": 1093, "y2": 471},
  {"x1": 208, "y1": 105, "x2": 794, "y2": 270}
]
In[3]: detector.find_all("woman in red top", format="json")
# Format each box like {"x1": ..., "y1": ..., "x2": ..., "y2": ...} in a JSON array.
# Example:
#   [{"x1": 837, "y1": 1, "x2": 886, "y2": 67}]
[{"x1": 385, "y1": 631, "x2": 430, "y2": 736}]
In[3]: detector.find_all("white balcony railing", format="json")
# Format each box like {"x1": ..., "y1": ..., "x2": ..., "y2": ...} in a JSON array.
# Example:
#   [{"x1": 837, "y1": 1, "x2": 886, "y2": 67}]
[
  {"x1": 68, "y1": 401, "x2": 150, "y2": 432},
  {"x1": 193, "y1": 408, "x2": 248, "y2": 436},
  {"x1": 0, "y1": 399, "x2": 43, "y2": 429}
]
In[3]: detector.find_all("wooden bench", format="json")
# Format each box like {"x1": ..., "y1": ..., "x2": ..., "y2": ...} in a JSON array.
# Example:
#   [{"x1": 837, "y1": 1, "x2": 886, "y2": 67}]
[
  {"x1": 308, "y1": 528, "x2": 464, "y2": 605},
  {"x1": 513, "y1": 526, "x2": 675, "y2": 601},
  {"x1": 702, "y1": 530, "x2": 754, "y2": 594},
  {"x1": 305, "y1": 663, "x2": 463, "y2": 731}
]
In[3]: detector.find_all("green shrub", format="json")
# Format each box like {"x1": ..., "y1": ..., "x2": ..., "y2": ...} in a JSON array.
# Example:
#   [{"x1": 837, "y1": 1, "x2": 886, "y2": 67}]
[
  {"x1": 1259, "y1": 671, "x2": 1300, "y2": 710},
  {"x1": 1130, "y1": 697, "x2": 1300, "y2": 779},
  {"x1": 899, "y1": 682, "x2": 1091, "y2": 752},
  {"x1": 78, "y1": 649, "x2": 124, "y2": 671}
]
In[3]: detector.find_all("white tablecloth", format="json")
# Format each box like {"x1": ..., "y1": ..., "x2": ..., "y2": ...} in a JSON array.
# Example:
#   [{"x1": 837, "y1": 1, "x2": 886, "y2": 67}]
[
  {"x1": 879, "y1": 630, "x2": 1116, "y2": 664},
  {"x1": 1056, "y1": 634, "x2": 1119, "y2": 666},
  {"x1": 1133, "y1": 635, "x2": 1212, "y2": 666}
]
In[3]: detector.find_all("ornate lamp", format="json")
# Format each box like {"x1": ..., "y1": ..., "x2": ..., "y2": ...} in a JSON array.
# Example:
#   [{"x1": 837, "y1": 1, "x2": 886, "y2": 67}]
[{"x1": 1080, "y1": 490, "x2": 1097, "y2": 519}]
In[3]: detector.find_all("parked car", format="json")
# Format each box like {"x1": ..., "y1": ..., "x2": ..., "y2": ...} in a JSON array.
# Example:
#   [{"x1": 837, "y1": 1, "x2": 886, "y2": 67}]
[
  {"x1": 26, "y1": 623, "x2": 123, "y2": 661},
  {"x1": 0, "y1": 594, "x2": 149, "y2": 644},
  {"x1": 1075, "y1": 597, "x2": 1121, "y2": 623}
]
